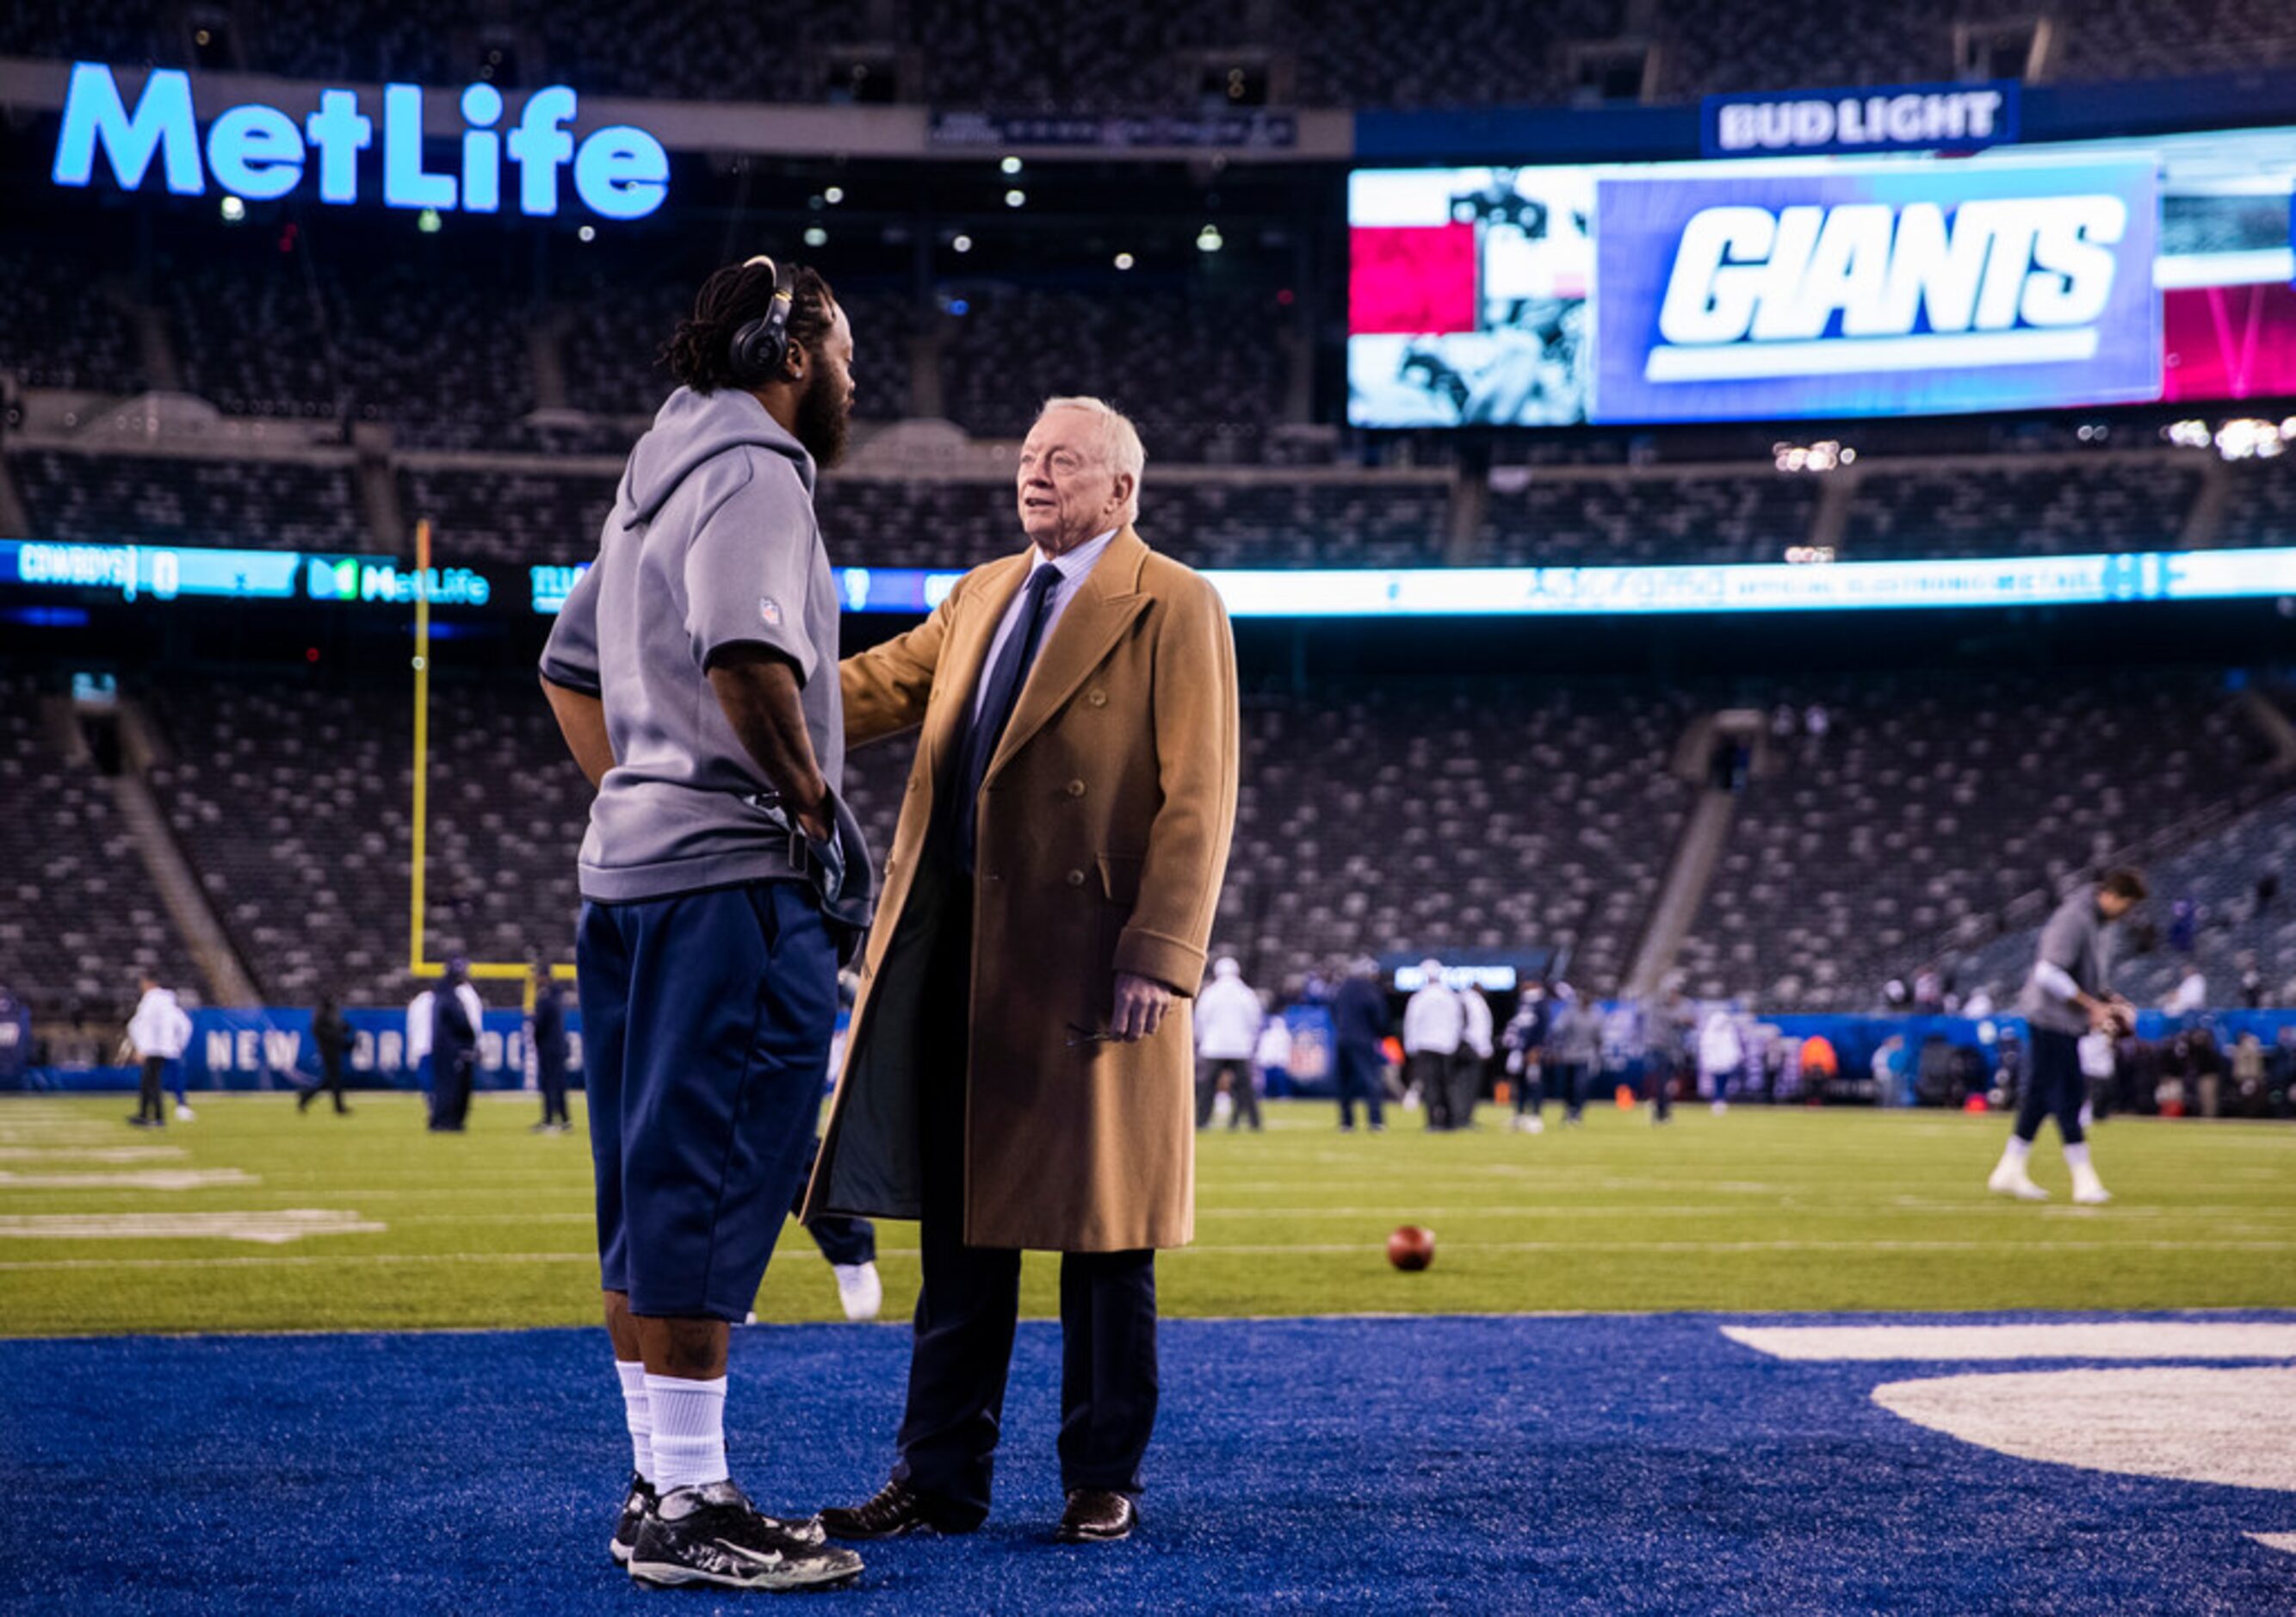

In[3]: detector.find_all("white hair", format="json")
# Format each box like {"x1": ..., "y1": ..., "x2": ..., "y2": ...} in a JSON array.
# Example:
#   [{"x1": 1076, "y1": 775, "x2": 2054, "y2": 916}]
[{"x1": 1036, "y1": 395, "x2": 1145, "y2": 523}]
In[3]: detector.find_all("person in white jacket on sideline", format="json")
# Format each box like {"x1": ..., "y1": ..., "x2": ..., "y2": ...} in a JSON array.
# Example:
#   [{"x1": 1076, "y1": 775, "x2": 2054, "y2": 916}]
[
  {"x1": 1253, "y1": 1009, "x2": 1292, "y2": 1106},
  {"x1": 1403, "y1": 961, "x2": 1466, "y2": 1130},
  {"x1": 406, "y1": 987, "x2": 436, "y2": 1112},
  {"x1": 126, "y1": 976, "x2": 194, "y2": 1127},
  {"x1": 1699, "y1": 1009, "x2": 1745, "y2": 1114},
  {"x1": 1195, "y1": 957, "x2": 1265, "y2": 1131}
]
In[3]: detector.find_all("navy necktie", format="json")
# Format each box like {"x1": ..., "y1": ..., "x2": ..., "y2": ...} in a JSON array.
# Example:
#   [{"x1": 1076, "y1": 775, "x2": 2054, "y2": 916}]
[{"x1": 945, "y1": 562, "x2": 1062, "y2": 870}]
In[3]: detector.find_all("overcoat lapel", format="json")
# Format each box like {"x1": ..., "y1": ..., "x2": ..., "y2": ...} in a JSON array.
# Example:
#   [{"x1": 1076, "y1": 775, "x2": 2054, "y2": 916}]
[
  {"x1": 919, "y1": 552, "x2": 1030, "y2": 785},
  {"x1": 987, "y1": 528, "x2": 1149, "y2": 782}
]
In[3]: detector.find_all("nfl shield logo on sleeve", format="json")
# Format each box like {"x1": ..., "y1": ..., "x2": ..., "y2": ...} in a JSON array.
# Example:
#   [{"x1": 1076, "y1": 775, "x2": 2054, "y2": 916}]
[{"x1": 759, "y1": 597, "x2": 783, "y2": 627}]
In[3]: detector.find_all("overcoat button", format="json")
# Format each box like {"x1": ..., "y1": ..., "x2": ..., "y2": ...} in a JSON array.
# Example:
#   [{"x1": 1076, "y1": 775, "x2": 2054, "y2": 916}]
[
  {"x1": 1087, "y1": 689, "x2": 1108, "y2": 707},
  {"x1": 1066, "y1": 779, "x2": 1086, "y2": 798},
  {"x1": 1066, "y1": 869, "x2": 1086, "y2": 887}
]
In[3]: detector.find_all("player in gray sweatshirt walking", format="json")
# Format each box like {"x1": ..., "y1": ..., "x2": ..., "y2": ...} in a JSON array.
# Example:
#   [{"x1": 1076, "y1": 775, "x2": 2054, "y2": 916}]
[{"x1": 1990, "y1": 869, "x2": 2145, "y2": 1205}]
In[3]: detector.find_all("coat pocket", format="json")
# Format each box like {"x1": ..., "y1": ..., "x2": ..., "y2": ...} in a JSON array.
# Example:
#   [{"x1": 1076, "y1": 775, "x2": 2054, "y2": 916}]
[{"x1": 1096, "y1": 853, "x2": 1144, "y2": 907}]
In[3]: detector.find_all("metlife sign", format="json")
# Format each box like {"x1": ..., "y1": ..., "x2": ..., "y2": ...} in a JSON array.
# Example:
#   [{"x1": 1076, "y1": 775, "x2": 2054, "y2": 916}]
[
  {"x1": 306, "y1": 556, "x2": 492, "y2": 607},
  {"x1": 1704, "y1": 82, "x2": 2019, "y2": 158},
  {"x1": 50, "y1": 63, "x2": 668, "y2": 219},
  {"x1": 1590, "y1": 158, "x2": 2161, "y2": 424}
]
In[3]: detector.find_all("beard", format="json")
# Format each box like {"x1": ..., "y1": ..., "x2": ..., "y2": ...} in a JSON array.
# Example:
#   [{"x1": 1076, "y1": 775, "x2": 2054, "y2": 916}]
[{"x1": 794, "y1": 372, "x2": 853, "y2": 468}]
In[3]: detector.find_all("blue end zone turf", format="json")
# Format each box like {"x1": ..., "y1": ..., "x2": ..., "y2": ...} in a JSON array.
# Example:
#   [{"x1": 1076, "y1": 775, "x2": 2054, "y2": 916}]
[{"x1": 9, "y1": 1313, "x2": 2293, "y2": 1614}]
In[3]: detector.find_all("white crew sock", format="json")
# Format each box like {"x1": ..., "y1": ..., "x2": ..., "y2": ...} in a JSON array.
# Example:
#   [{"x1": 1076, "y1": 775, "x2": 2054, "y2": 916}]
[
  {"x1": 2000, "y1": 1136, "x2": 2032, "y2": 1168},
  {"x1": 2063, "y1": 1141, "x2": 2093, "y2": 1173},
  {"x1": 646, "y1": 1374, "x2": 729, "y2": 1494},
  {"x1": 616, "y1": 1360, "x2": 653, "y2": 1483}
]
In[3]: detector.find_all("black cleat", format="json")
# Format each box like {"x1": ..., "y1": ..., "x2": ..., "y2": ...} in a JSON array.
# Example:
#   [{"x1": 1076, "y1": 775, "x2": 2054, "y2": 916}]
[
  {"x1": 627, "y1": 1479, "x2": 860, "y2": 1591},
  {"x1": 609, "y1": 1471, "x2": 656, "y2": 1566},
  {"x1": 1053, "y1": 1488, "x2": 1137, "y2": 1543},
  {"x1": 819, "y1": 1478, "x2": 978, "y2": 1540}
]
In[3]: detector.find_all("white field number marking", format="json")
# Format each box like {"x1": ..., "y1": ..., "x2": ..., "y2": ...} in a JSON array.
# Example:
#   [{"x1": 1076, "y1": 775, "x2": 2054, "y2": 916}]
[{"x1": 1724, "y1": 1323, "x2": 2296, "y2": 1361}]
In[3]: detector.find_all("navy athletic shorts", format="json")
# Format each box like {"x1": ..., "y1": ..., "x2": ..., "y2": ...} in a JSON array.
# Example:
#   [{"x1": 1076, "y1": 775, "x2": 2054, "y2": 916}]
[{"x1": 578, "y1": 880, "x2": 836, "y2": 1322}]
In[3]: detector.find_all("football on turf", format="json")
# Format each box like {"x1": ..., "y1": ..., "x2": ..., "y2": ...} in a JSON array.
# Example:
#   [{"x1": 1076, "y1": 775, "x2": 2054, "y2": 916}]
[{"x1": 1387, "y1": 1224, "x2": 1435, "y2": 1272}]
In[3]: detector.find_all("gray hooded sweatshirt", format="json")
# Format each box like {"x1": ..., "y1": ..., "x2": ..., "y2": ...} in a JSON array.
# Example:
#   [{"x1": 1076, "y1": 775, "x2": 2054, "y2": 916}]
[{"x1": 540, "y1": 387, "x2": 843, "y2": 903}]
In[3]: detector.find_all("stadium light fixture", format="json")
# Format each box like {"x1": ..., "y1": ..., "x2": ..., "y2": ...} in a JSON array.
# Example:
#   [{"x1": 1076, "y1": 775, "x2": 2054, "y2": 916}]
[
  {"x1": 823, "y1": 185, "x2": 845, "y2": 204},
  {"x1": 951, "y1": 233, "x2": 973, "y2": 253},
  {"x1": 1000, "y1": 155, "x2": 1022, "y2": 175},
  {"x1": 1773, "y1": 439, "x2": 1852, "y2": 472},
  {"x1": 1004, "y1": 188, "x2": 1026, "y2": 208},
  {"x1": 1114, "y1": 251, "x2": 1135, "y2": 270}
]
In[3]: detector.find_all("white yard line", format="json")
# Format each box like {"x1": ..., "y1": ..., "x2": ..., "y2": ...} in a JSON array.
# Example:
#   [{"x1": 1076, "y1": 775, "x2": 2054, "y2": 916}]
[
  {"x1": 0, "y1": 1210, "x2": 382, "y2": 1244},
  {"x1": 5, "y1": 1236, "x2": 2293, "y2": 1272},
  {"x1": 0, "y1": 1147, "x2": 189, "y2": 1162},
  {"x1": 0, "y1": 1248, "x2": 587, "y2": 1270},
  {"x1": 0, "y1": 1168, "x2": 258, "y2": 1191}
]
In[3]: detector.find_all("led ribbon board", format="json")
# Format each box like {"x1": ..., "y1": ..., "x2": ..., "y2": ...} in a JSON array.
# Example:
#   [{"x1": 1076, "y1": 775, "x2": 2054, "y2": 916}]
[
  {"x1": 1198, "y1": 550, "x2": 2296, "y2": 616},
  {"x1": 0, "y1": 542, "x2": 492, "y2": 604},
  {"x1": 0, "y1": 540, "x2": 301, "y2": 601},
  {"x1": 51, "y1": 63, "x2": 668, "y2": 219},
  {"x1": 530, "y1": 550, "x2": 2296, "y2": 617},
  {"x1": 9, "y1": 542, "x2": 2292, "y2": 618},
  {"x1": 531, "y1": 563, "x2": 969, "y2": 614}
]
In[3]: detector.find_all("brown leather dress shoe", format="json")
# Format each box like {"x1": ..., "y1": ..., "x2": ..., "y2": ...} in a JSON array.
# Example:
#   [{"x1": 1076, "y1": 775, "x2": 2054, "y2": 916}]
[
  {"x1": 1053, "y1": 1488, "x2": 1137, "y2": 1543},
  {"x1": 819, "y1": 1478, "x2": 979, "y2": 1540}
]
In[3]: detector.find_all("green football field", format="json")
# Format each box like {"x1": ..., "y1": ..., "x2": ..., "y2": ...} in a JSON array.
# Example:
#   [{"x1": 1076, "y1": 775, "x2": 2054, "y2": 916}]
[{"x1": 3, "y1": 1093, "x2": 2291, "y2": 1338}]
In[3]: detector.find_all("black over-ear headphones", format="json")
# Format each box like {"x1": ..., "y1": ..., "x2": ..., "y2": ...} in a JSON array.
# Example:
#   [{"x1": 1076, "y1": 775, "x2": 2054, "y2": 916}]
[{"x1": 726, "y1": 254, "x2": 798, "y2": 387}]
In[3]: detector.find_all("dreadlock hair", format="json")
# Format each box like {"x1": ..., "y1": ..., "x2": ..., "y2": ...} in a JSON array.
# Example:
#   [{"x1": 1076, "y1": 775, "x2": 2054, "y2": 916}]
[{"x1": 660, "y1": 257, "x2": 837, "y2": 393}]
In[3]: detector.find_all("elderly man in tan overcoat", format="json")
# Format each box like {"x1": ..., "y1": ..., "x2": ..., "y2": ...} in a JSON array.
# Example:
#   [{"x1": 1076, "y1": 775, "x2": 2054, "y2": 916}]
[{"x1": 806, "y1": 396, "x2": 1236, "y2": 1546}]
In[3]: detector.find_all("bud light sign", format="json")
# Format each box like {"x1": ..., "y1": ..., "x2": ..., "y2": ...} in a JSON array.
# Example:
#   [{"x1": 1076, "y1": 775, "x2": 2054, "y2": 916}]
[{"x1": 1589, "y1": 159, "x2": 2160, "y2": 423}]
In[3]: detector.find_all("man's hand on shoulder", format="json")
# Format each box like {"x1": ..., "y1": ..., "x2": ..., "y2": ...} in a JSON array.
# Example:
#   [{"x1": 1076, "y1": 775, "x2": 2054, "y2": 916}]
[{"x1": 1111, "y1": 973, "x2": 1174, "y2": 1042}]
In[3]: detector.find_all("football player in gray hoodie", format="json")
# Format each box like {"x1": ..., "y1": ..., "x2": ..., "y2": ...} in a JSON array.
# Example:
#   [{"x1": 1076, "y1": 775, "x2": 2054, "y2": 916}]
[{"x1": 542, "y1": 255, "x2": 866, "y2": 1592}]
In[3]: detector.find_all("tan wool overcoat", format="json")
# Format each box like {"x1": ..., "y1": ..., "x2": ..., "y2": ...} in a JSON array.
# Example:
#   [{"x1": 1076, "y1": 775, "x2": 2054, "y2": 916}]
[{"x1": 801, "y1": 527, "x2": 1238, "y2": 1251}]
